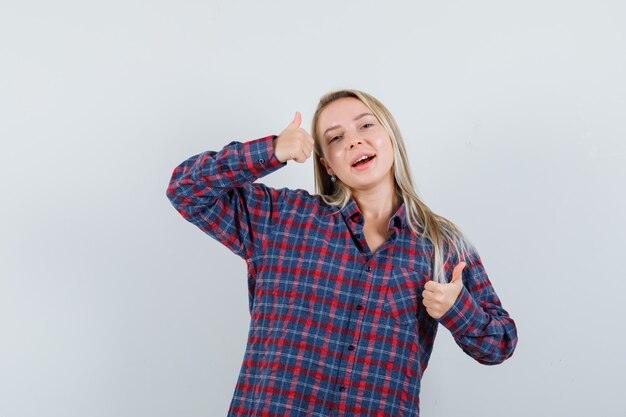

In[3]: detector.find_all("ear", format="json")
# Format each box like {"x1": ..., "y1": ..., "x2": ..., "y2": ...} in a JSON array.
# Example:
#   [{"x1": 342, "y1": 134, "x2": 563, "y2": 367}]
[{"x1": 319, "y1": 157, "x2": 332, "y2": 174}]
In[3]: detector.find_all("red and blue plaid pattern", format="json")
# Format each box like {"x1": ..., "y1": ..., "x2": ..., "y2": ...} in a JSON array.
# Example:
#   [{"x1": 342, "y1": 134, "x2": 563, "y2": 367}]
[{"x1": 166, "y1": 135, "x2": 517, "y2": 416}]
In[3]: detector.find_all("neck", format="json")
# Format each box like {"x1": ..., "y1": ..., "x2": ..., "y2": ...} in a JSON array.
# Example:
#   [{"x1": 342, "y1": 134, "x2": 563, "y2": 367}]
[{"x1": 352, "y1": 175, "x2": 400, "y2": 220}]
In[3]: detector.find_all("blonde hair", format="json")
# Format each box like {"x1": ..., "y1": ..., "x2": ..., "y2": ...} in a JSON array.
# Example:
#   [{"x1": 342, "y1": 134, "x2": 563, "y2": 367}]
[{"x1": 311, "y1": 89, "x2": 472, "y2": 283}]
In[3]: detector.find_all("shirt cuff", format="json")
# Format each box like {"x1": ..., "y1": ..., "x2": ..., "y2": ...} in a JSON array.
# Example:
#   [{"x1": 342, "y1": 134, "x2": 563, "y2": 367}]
[
  {"x1": 436, "y1": 286, "x2": 486, "y2": 336},
  {"x1": 241, "y1": 135, "x2": 287, "y2": 178}
]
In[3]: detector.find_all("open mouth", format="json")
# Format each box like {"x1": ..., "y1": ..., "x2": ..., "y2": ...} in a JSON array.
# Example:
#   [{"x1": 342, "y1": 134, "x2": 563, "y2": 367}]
[{"x1": 352, "y1": 155, "x2": 376, "y2": 167}]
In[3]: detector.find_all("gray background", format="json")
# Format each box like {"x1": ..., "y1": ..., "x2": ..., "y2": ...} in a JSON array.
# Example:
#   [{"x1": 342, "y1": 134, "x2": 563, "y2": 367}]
[{"x1": 1, "y1": 1, "x2": 625, "y2": 416}]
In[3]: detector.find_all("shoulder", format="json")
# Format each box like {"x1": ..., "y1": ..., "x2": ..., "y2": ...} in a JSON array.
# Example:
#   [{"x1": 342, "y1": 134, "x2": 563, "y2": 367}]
[
  {"x1": 248, "y1": 183, "x2": 337, "y2": 216},
  {"x1": 283, "y1": 187, "x2": 338, "y2": 216}
]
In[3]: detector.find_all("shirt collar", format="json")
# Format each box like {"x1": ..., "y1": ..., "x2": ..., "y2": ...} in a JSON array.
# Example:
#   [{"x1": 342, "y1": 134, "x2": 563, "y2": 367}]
[{"x1": 339, "y1": 195, "x2": 407, "y2": 232}]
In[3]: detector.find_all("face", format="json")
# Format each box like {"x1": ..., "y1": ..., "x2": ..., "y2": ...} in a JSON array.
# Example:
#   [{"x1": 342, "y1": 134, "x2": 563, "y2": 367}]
[{"x1": 317, "y1": 97, "x2": 395, "y2": 192}]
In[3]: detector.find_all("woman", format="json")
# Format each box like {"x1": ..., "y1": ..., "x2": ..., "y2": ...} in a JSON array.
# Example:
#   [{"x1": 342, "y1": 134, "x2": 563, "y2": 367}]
[{"x1": 166, "y1": 89, "x2": 517, "y2": 416}]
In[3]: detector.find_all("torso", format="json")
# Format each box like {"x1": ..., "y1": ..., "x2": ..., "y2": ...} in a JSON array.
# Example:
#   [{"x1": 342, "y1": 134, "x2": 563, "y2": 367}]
[{"x1": 363, "y1": 218, "x2": 394, "y2": 254}]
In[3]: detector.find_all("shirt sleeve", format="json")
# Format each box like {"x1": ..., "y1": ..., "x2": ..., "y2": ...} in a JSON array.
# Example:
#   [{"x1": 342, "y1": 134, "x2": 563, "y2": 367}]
[
  {"x1": 165, "y1": 135, "x2": 288, "y2": 260},
  {"x1": 436, "y1": 245, "x2": 518, "y2": 365}
]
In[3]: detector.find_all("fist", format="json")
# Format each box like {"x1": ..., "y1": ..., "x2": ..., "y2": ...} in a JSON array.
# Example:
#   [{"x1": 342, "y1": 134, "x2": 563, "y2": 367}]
[
  {"x1": 422, "y1": 262, "x2": 467, "y2": 319},
  {"x1": 273, "y1": 112, "x2": 315, "y2": 163}
]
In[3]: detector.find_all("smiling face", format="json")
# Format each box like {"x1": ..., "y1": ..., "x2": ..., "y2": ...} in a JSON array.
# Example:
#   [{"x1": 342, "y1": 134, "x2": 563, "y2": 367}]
[{"x1": 317, "y1": 97, "x2": 396, "y2": 193}]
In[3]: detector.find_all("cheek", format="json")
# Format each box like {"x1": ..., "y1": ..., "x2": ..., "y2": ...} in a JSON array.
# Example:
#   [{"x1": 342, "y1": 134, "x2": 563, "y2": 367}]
[
  {"x1": 326, "y1": 149, "x2": 344, "y2": 167},
  {"x1": 377, "y1": 136, "x2": 394, "y2": 156}
]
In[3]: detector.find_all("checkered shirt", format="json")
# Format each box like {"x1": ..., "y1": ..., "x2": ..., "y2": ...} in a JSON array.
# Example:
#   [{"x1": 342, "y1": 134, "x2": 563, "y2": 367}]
[{"x1": 166, "y1": 135, "x2": 518, "y2": 416}]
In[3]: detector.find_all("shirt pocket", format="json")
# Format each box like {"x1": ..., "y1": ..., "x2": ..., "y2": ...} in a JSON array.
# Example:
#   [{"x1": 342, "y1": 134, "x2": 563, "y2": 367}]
[{"x1": 382, "y1": 267, "x2": 429, "y2": 326}]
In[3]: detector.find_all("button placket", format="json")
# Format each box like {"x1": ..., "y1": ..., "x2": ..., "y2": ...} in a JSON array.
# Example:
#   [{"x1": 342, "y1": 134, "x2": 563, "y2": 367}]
[{"x1": 336, "y1": 262, "x2": 369, "y2": 402}]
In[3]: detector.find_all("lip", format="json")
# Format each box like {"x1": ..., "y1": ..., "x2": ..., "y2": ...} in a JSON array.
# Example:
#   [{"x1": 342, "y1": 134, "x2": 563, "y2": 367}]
[
  {"x1": 351, "y1": 155, "x2": 376, "y2": 171},
  {"x1": 350, "y1": 152, "x2": 377, "y2": 166}
]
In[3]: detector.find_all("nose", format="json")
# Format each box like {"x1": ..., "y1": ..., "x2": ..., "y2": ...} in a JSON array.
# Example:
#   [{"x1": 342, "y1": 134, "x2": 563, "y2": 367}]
[{"x1": 346, "y1": 130, "x2": 363, "y2": 148}]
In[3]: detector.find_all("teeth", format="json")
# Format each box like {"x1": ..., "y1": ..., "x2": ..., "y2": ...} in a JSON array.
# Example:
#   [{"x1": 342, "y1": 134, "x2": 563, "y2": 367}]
[{"x1": 355, "y1": 155, "x2": 370, "y2": 164}]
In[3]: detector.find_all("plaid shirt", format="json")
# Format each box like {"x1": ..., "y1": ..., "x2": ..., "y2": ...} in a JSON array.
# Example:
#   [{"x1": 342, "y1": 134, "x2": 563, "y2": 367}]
[{"x1": 166, "y1": 135, "x2": 517, "y2": 417}]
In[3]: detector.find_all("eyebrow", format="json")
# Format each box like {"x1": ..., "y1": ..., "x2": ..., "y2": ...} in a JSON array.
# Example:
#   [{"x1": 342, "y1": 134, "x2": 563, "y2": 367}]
[{"x1": 323, "y1": 112, "x2": 374, "y2": 137}]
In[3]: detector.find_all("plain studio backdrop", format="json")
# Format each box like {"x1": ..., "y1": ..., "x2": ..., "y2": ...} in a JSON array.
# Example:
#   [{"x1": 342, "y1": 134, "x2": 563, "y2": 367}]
[{"x1": 1, "y1": 1, "x2": 625, "y2": 416}]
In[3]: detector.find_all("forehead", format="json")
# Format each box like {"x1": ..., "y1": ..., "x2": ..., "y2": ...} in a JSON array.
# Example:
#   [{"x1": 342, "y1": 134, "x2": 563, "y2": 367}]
[{"x1": 317, "y1": 97, "x2": 372, "y2": 129}]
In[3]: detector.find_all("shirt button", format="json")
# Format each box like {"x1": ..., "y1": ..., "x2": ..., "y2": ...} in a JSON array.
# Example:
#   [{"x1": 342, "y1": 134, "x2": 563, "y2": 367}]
[
  {"x1": 355, "y1": 233, "x2": 361, "y2": 239},
  {"x1": 258, "y1": 158, "x2": 265, "y2": 164},
  {"x1": 348, "y1": 345, "x2": 355, "y2": 351},
  {"x1": 339, "y1": 386, "x2": 346, "y2": 392},
  {"x1": 357, "y1": 216, "x2": 363, "y2": 224},
  {"x1": 356, "y1": 304, "x2": 363, "y2": 311},
  {"x1": 366, "y1": 266, "x2": 372, "y2": 272}
]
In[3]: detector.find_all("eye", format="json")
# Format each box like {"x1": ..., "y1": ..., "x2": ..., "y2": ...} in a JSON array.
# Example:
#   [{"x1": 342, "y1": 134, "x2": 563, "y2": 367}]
[
  {"x1": 362, "y1": 123, "x2": 373, "y2": 129},
  {"x1": 329, "y1": 135, "x2": 342, "y2": 143}
]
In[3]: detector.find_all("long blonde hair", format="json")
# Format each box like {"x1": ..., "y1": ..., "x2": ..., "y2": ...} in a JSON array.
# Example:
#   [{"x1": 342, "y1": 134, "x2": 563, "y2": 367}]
[{"x1": 311, "y1": 89, "x2": 472, "y2": 283}]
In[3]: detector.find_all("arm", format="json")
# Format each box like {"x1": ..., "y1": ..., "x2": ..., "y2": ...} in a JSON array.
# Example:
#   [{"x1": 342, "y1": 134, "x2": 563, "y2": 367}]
[
  {"x1": 436, "y1": 247, "x2": 518, "y2": 365},
  {"x1": 165, "y1": 135, "x2": 287, "y2": 260}
]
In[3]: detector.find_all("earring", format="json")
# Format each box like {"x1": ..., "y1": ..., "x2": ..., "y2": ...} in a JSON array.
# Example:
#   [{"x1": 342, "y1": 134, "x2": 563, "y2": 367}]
[{"x1": 330, "y1": 175, "x2": 336, "y2": 183}]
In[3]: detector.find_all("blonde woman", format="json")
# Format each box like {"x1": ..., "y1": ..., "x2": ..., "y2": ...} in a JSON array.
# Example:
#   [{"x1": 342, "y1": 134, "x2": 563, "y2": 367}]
[{"x1": 166, "y1": 89, "x2": 518, "y2": 416}]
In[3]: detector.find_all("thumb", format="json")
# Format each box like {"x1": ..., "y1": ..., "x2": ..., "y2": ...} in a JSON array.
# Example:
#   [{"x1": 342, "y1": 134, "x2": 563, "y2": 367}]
[
  {"x1": 450, "y1": 262, "x2": 467, "y2": 284},
  {"x1": 287, "y1": 111, "x2": 302, "y2": 129}
]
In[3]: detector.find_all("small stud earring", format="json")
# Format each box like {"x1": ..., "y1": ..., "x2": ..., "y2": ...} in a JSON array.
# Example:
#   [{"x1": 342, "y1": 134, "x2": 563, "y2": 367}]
[{"x1": 330, "y1": 175, "x2": 336, "y2": 183}]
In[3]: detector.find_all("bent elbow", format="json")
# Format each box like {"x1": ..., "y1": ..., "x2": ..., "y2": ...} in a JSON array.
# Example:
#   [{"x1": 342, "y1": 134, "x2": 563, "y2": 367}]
[{"x1": 475, "y1": 323, "x2": 518, "y2": 365}]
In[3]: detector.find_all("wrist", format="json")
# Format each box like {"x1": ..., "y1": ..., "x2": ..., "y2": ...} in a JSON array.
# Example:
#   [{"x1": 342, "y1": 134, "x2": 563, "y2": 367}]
[{"x1": 272, "y1": 136, "x2": 286, "y2": 163}]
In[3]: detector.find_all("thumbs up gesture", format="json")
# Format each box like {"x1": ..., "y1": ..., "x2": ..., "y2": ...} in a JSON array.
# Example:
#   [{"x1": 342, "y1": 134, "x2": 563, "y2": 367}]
[
  {"x1": 422, "y1": 262, "x2": 467, "y2": 319},
  {"x1": 273, "y1": 112, "x2": 315, "y2": 164}
]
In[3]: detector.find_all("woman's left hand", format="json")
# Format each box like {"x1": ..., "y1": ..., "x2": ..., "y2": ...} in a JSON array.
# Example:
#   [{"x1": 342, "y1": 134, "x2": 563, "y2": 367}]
[{"x1": 422, "y1": 262, "x2": 467, "y2": 319}]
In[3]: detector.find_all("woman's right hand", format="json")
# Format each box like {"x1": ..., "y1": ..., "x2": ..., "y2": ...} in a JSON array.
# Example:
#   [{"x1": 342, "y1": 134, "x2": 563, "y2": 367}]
[{"x1": 273, "y1": 112, "x2": 315, "y2": 163}]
